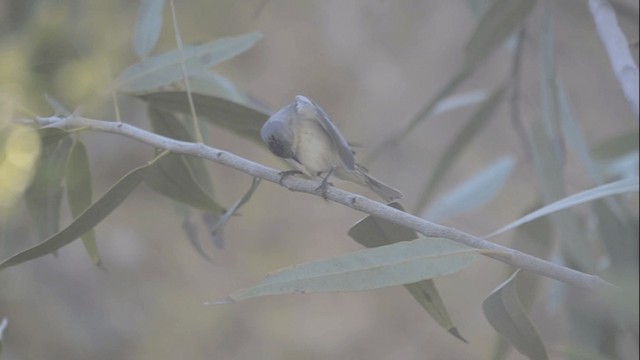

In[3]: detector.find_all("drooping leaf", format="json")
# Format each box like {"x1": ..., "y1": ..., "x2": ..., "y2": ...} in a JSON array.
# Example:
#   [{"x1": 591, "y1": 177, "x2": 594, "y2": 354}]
[
  {"x1": 65, "y1": 140, "x2": 101, "y2": 266},
  {"x1": 424, "y1": 156, "x2": 515, "y2": 222},
  {"x1": 483, "y1": 270, "x2": 548, "y2": 360},
  {"x1": 591, "y1": 131, "x2": 639, "y2": 161},
  {"x1": 0, "y1": 317, "x2": 7, "y2": 356},
  {"x1": 144, "y1": 152, "x2": 225, "y2": 213},
  {"x1": 491, "y1": 202, "x2": 552, "y2": 360},
  {"x1": 432, "y1": 89, "x2": 490, "y2": 117},
  {"x1": 415, "y1": 85, "x2": 506, "y2": 213},
  {"x1": 116, "y1": 32, "x2": 263, "y2": 93},
  {"x1": 0, "y1": 161, "x2": 152, "y2": 271},
  {"x1": 486, "y1": 177, "x2": 639, "y2": 238},
  {"x1": 365, "y1": 0, "x2": 536, "y2": 164},
  {"x1": 133, "y1": 0, "x2": 165, "y2": 58},
  {"x1": 141, "y1": 91, "x2": 269, "y2": 142},
  {"x1": 220, "y1": 237, "x2": 480, "y2": 303},
  {"x1": 207, "y1": 177, "x2": 261, "y2": 249},
  {"x1": 348, "y1": 202, "x2": 466, "y2": 342},
  {"x1": 465, "y1": 0, "x2": 538, "y2": 69},
  {"x1": 25, "y1": 128, "x2": 73, "y2": 241},
  {"x1": 147, "y1": 107, "x2": 214, "y2": 193}
]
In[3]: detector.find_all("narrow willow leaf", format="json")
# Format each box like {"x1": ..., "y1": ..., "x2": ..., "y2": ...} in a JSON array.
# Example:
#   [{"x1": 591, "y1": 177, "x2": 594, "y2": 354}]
[
  {"x1": 207, "y1": 177, "x2": 261, "y2": 249},
  {"x1": 221, "y1": 237, "x2": 479, "y2": 303},
  {"x1": 0, "y1": 162, "x2": 151, "y2": 272},
  {"x1": 116, "y1": 32, "x2": 263, "y2": 93},
  {"x1": 483, "y1": 270, "x2": 548, "y2": 360},
  {"x1": 348, "y1": 202, "x2": 466, "y2": 342},
  {"x1": 432, "y1": 89, "x2": 489, "y2": 117},
  {"x1": 186, "y1": 71, "x2": 250, "y2": 103},
  {"x1": 147, "y1": 107, "x2": 214, "y2": 193},
  {"x1": 592, "y1": 200, "x2": 639, "y2": 271},
  {"x1": 175, "y1": 205, "x2": 213, "y2": 262},
  {"x1": 415, "y1": 85, "x2": 506, "y2": 213},
  {"x1": 425, "y1": 156, "x2": 514, "y2": 222},
  {"x1": 144, "y1": 152, "x2": 225, "y2": 213},
  {"x1": 491, "y1": 202, "x2": 552, "y2": 360},
  {"x1": 133, "y1": 0, "x2": 165, "y2": 58},
  {"x1": 65, "y1": 140, "x2": 101, "y2": 266},
  {"x1": 591, "y1": 131, "x2": 639, "y2": 161},
  {"x1": 465, "y1": 0, "x2": 538, "y2": 69},
  {"x1": 25, "y1": 129, "x2": 72, "y2": 241},
  {"x1": 486, "y1": 177, "x2": 639, "y2": 238},
  {"x1": 141, "y1": 91, "x2": 269, "y2": 142},
  {"x1": 0, "y1": 317, "x2": 6, "y2": 356}
]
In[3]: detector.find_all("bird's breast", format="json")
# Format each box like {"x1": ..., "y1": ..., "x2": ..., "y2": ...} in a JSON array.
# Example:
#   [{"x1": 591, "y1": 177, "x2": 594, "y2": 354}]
[{"x1": 294, "y1": 119, "x2": 339, "y2": 176}]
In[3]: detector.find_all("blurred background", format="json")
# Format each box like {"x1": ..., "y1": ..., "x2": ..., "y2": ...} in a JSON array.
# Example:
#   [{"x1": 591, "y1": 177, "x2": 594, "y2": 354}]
[{"x1": 0, "y1": 0, "x2": 638, "y2": 359}]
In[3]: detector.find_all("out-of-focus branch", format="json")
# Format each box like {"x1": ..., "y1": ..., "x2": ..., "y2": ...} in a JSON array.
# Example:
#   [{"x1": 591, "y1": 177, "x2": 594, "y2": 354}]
[
  {"x1": 31, "y1": 115, "x2": 615, "y2": 293},
  {"x1": 588, "y1": 0, "x2": 639, "y2": 116}
]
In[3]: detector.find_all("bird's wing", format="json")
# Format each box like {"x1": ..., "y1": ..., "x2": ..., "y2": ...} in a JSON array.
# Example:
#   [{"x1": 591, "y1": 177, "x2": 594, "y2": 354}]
[{"x1": 295, "y1": 95, "x2": 356, "y2": 171}]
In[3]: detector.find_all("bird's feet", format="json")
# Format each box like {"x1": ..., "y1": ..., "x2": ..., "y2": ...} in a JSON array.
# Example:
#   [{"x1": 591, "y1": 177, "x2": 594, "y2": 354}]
[
  {"x1": 315, "y1": 169, "x2": 335, "y2": 200},
  {"x1": 277, "y1": 170, "x2": 304, "y2": 185}
]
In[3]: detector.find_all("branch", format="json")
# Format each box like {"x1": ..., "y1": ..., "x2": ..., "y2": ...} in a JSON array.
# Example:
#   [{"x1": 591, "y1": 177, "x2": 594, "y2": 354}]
[
  {"x1": 33, "y1": 115, "x2": 614, "y2": 292},
  {"x1": 588, "y1": 0, "x2": 640, "y2": 116}
]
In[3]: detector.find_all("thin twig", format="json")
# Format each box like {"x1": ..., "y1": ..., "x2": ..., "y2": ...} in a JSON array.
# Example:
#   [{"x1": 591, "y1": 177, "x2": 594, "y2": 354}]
[{"x1": 33, "y1": 115, "x2": 616, "y2": 293}]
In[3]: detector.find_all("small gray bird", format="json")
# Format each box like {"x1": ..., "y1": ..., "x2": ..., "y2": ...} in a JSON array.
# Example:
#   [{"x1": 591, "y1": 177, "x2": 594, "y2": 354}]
[{"x1": 260, "y1": 95, "x2": 403, "y2": 202}]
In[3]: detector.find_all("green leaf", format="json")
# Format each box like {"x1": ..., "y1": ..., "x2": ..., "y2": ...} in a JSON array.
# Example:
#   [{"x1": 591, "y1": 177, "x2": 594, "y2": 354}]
[
  {"x1": 0, "y1": 161, "x2": 152, "y2": 272},
  {"x1": 415, "y1": 85, "x2": 506, "y2": 213},
  {"x1": 464, "y1": 0, "x2": 538, "y2": 69},
  {"x1": 116, "y1": 32, "x2": 263, "y2": 93},
  {"x1": 25, "y1": 129, "x2": 73, "y2": 241},
  {"x1": 591, "y1": 131, "x2": 639, "y2": 161},
  {"x1": 140, "y1": 92, "x2": 269, "y2": 142},
  {"x1": 0, "y1": 317, "x2": 7, "y2": 357},
  {"x1": 147, "y1": 106, "x2": 214, "y2": 193},
  {"x1": 424, "y1": 156, "x2": 514, "y2": 222},
  {"x1": 144, "y1": 152, "x2": 225, "y2": 213},
  {"x1": 487, "y1": 177, "x2": 638, "y2": 238},
  {"x1": 141, "y1": 91, "x2": 270, "y2": 142},
  {"x1": 491, "y1": 202, "x2": 552, "y2": 360},
  {"x1": 220, "y1": 237, "x2": 480, "y2": 303},
  {"x1": 133, "y1": 0, "x2": 165, "y2": 58},
  {"x1": 207, "y1": 177, "x2": 261, "y2": 249},
  {"x1": 348, "y1": 202, "x2": 466, "y2": 342},
  {"x1": 65, "y1": 140, "x2": 101, "y2": 266},
  {"x1": 483, "y1": 270, "x2": 548, "y2": 360}
]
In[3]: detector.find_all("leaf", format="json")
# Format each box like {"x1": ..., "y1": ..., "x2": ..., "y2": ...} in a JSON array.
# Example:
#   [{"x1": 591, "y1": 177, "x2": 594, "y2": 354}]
[
  {"x1": 144, "y1": 152, "x2": 225, "y2": 213},
  {"x1": 491, "y1": 202, "x2": 552, "y2": 360},
  {"x1": 432, "y1": 89, "x2": 490, "y2": 117},
  {"x1": 141, "y1": 91, "x2": 269, "y2": 142},
  {"x1": 0, "y1": 161, "x2": 152, "y2": 272},
  {"x1": 133, "y1": 0, "x2": 165, "y2": 58},
  {"x1": 147, "y1": 107, "x2": 214, "y2": 192},
  {"x1": 464, "y1": 0, "x2": 538, "y2": 69},
  {"x1": 25, "y1": 129, "x2": 73, "y2": 241},
  {"x1": 220, "y1": 237, "x2": 480, "y2": 303},
  {"x1": 0, "y1": 317, "x2": 7, "y2": 357},
  {"x1": 424, "y1": 156, "x2": 515, "y2": 222},
  {"x1": 207, "y1": 177, "x2": 261, "y2": 249},
  {"x1": 116, "y1": 32, "x2": 263, "y2": 93},
  {"x1": 483, "y1": 270, "x2": 548, "y2": 360},
  {"x1": 415, "y1": 85, "x2": 506, "y2": 213},
  {"x1": 591, "y1": 131, "x2": 639, "y2": 161},
  {"x1": 348, "y1": 202, "x2": 466, "y2": 342},
  {"x1": 486, "y1": 177, "x2": 639, "y2": 238},
  {"x1": 65, "y1": 140, "x2": 101, "y2": 266}
]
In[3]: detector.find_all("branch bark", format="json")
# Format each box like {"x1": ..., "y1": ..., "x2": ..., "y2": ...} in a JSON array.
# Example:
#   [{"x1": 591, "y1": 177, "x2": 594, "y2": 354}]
[{"x1": 34, "y1": 115, "x2": 614, "y2": 293}]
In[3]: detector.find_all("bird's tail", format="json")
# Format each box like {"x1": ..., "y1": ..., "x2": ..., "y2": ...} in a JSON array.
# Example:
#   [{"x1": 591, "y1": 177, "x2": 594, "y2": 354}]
[
  {"x1": 336, "y1": 165, "x2": 402, "y2": 202},
  {"x1": 361, "y1": 172, "x2": 403, "y2": 202}
]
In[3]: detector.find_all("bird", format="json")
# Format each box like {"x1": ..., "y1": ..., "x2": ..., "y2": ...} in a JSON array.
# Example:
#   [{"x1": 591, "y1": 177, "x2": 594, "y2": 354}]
[{"x1": 260, "y1": 95, "x2": 403, "y2": 202}]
